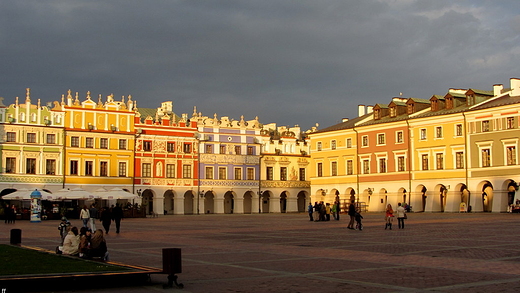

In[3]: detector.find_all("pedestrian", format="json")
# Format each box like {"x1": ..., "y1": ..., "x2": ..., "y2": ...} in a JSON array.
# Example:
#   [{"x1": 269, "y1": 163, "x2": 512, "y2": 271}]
[
  {"x1": 385, "y1": 204, "x2": 394, "y2": 230},
  {"x1": 89, "y1": 204, "x2": 98, "y2": 231},
  {"x1": 90, "y1": 229, "x2": 109, "y2": 261},
  {"x1": 62, "y1": 226, "x2": 80, "y2": 256},
  {"x1": 4, "y1": 204, "x2": 11, "y2": 224},
  {"x1": 307, "y1": 203, "x2": 314, "y2": 221},
  {"x1": 347, "y1": 200, "x2": 356, "y2": 229},
  {"x1": 331, "y1": 201, "x2": 338, "y2": 220},
  {"x1": 100, "y1": 207, "x2": 112, "y2": 234},
  {"x1": 355, "y1": 210, "x2": 363, "y2": 230},
  {"x1": 58, "y1": 217, "x2": 71, "y2": 246},
  {"x1": 313, "y1": 202, "x2": 320, "y2": 222},
  {"x1": 80, "y1": 205, "x2": 90, "y2": 228},
  {"x1": 319, "y1": 201, "x2": 326, "y2": 221},
  {"x1": 10, "y1": 205, "x2": 17, "y2": 223},
  {"x1": 396, "y1": 202, "x2": 406, "y2": 229},
  {"x1": 79, "y1": 227, "x2": 91, "y2": 258},
  {"x1": 112, "y1": 203, "x2": 123, "y2": 234},
  {"x1": 325, "y1": 203, "x2": 331, "y2": 221},
  {"x1": 335, "y1": 201, "x2": 341, "y2": 221}
]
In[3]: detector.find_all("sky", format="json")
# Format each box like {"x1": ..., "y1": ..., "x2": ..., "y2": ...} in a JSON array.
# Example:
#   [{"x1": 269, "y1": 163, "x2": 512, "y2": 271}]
[{"x1": 1, "y1": 0, "x2": 519, "y2": 131}]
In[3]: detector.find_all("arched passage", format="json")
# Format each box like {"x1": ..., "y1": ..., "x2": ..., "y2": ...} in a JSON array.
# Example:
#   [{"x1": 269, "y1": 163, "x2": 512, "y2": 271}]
[
  {"x1": 204, "y1": 191, "x2": 215, "y2": 214},
  {"x1": 243, "y1": 191, "x2": 253, "y2": 214},
  {"x1": 163, "y1": 190, "x2": 174, "y2": 215},
  {"x1": 297, "y1": 191, "x2": 306, "y2": 212},
  {"x1": 280, "y1": 191, "x2": 287, "y2": 213},
  {"x1": 141, "y1": 189, "x2": 155, "y2": 215},
  {"x1": 480, "y1": 181, "x2": 494, "y2": 212},
  {"x1": 184, "y1": 191, "x2": 194, "y2": 215},
  {"x1": 224, "y1": 191, "x2": 234, "y2": 214},
  {"x1": 261, "y1": 191, "x2": 271, "y2": 213}
]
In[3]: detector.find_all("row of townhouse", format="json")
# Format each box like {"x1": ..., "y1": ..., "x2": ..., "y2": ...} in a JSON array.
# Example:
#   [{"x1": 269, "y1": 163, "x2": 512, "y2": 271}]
[
  {"x1": 0, "y1": 89, "x2": 312, "y2": 215},
  {"x1": 309, "y1": 77, "x2": 520, "y2": 213}
]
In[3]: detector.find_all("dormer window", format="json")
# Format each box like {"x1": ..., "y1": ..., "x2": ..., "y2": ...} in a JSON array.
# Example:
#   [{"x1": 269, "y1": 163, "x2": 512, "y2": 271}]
[
  {"x1": 374, "y1": 109, "x2": 381, "y2": 120},
  {"x1": 431, "y1": 99, "x2": 438, "y2": 111},
  {"x1": 407, "y1": 103, "x2": 415, "y2": 114},
  {"x1": 390, "y1": 107, "x2": 396, "y2": 117},
  {"x1": 446, "y1": 97, "x2": 453, "y2": 109}
]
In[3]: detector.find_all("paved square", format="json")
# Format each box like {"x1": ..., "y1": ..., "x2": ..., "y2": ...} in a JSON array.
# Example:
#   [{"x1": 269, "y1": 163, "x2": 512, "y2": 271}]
[{"x1": 2, "y1": 212, "x2": 520, "y2": 292}]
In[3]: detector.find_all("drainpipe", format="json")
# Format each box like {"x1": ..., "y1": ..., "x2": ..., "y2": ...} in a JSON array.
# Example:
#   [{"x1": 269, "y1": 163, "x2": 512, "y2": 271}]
[
  {"x1": 406, "y1": 119, "x2": 412, "y2": 206},
  {"x1": 62, "y1": 127, "x2": 66, "y2": 188},
  {"x1": 463, "y1": 112, "x2": 470, "y2": 209},
  {"x1": 353, "y1": 127, "x2": 359, "y2": 203}
]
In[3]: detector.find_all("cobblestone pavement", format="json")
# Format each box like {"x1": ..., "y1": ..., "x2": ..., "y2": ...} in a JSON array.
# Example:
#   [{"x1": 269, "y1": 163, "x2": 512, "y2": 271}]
[{"x1": 2, "y1": 212, "x2": 520, "y2": 292}]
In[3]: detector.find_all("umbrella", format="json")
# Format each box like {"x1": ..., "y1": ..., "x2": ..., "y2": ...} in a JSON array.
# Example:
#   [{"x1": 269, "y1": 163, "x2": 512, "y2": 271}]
[
  {"x1": 2, "y1": 188, "x2": 56, "y2": 201},
  {"x1": 95, "y1": 188, "x2": 138, "y2": 200},
  {"x1": 53, "y1": 187, "x2": 99, "y2": 200}
]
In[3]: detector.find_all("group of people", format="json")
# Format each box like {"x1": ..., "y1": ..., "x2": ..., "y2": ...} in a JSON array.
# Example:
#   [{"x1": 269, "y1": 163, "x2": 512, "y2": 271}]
[
  {"x1": 385, "y1": 203, "x2": 407, "y2": 229},
  {"x1": 79, "y1": 203, "x2": 124, "y2": 234},
  {"x1": 3, "y1": 204, "x2": 17, "y2": 223},
  {"x1": 308, "y1": 201, "x2": 341, "y2": 222},
  {"x1": 57, "y1": 217, "x2": 109, "y2": 260}
]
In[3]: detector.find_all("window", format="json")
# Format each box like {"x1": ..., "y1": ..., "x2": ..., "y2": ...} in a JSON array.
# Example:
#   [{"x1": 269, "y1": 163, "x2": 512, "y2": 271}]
[
  {"x1": 266, "y1": 167, "x2": 273, "y2": 180},
  {"x1": 347, "y1": 160, "x2": 353, "y2": 175},
  {"x1": 407, "y1": 103, "x2": 415, "y2": 114},
  {"x1": 396, "y1": 131, "x2": 403, "y2": 143},
  {"x1": 377, "y1": 134, "x2": 385, "y2": 145},
  {"x1": 247, "y1": 168, "x2": 255, "y2": 180},
  {"x1": 183, "y1": 165, "x2": 192, "y2": 178},
  {"x1": 234, "y1": 146, "x2": 241, "y2": 155},
  {"x1": 234, "y1": 168, "x2": 242, "y2": 180},
  {"x1": 167, "y1": 142, "x2": 175, "y2": 153},
  {"x1": 205, "y1": 166, "x2": 214, "y2": 179},
  {"x1": 435, "y1": 127, "x2": 443, "y2": 138},
  {"x1": 421, "y1": 154, "x2": 429, "y2": 170},
  {"x1": 436, "y1": 153, "x2": 444, "y2": 170},
  {"x1": 119, "y1": 139, "x2": 127, "y2": 150},
  {"x1": 247, "y1": 146, "x2": 254, "y2": 155},
  {"x1": 99, "y1": 161, "x2": 108, "y2": 176},
  {"x1": 482, "y1": 149, "x2": 491, "y2": 167},
  {"x1": 166, "y1": 164, "x2": 176, "y2": 178},
  {"x1": 6, "y1": 132, "x2": 16, "y2": 142},
  {"x1": 70, "y1": 160, "x2": 78, "y2": 175},
  {"x1": 46, "y1": 134, "x2": 56, "y2": 144},
  {"x1": 143, "y1": 141, "x2": 152, "y2": 151},
  {"x1": 26, "y1": 133, "x2": 36, "y2": 143},
  {"x1": 317, "y1": 163, "x2": 323, "y2": 177},
  {"x1": 456, "y1": 124, "x2": 463, "y2": 136},
  {"x1": 346, "y1": 138, "x2": 352, "y2": 148},
  {"x1": 317, "y1": 142, "x2": 322, "y2": 151},
  {"x1": 85, "y1": 161, "x2": 93, "y2": 176},
  {"x1": 6, "y1": 158, "x2": 16, "y2": 173},
  {"x1": 379, "y1": 158, "x2": 386, "y2": 173},
  {"x1": 482, "y1": 120, "x2": 490, "y2": 132},
  {"x1": 507, "y1": 117, "x2": 515, "y2": 129},
  {"x1": 100, "y1": 138, "x2": 108, "y2": 149},
  {"x1": 218, "y1": 167, "x2": 226, "y2": 180},
  {"x1": 45, "y1": 159, "x2": 56, "y2": 175},
  {"x1": 456, "y1": 152, "x2": 464, "y2": 169},
  {"x1": 390, "y1": 106, "x2": 397, "y2": 117},
  {"x1": 71, "y1": 136, "x2": 79, "y2": 147},
  {"x1": 299, "y1": 168, "x2": 305, "y2": 181},
  {"x1": 142, "y1": 163, "x2": 151, "y2": 177},
  {"x1": 420, "y1": 129, "x2": 427, "y2": 140},
  {"x1": 331, "y1": 140, "x2": 336, "y2": 150},
  {"x1": 280, "y1": 167, "x2": 287, "y2": 181},
  {"x1": 26, "y1": 158, "x2": 36, "y2": 174},
  {"x1": 362, "y1": 160, "x2": 369, "y2": 174},
  {"x1": 331, "y1": 162, "x2": 337, "y2": 176},
  {"x1": 362, "y1": 136, "x2": 368, "y2": 147},
  {"x1": 85, "y1": 137, "x2": 94, "y2": 148},
  {"x1": 205, "y1": 144, "x2": 213, "y2": 154},
  {"x1": 507, "y1": 146, "x2": 516, "y2": 165},
  {"x1": 220, "y1": 145, "x2": 226, "y2": 154},
  {"x1": 118, "y1": 162, "x2": 126, "y2": 177},
  {"x1": 398, "y1": 156, "x2": 405, "y2": 172},
  {"x1": 183, "y1": 143, "x2": 191, "y2": 153}
]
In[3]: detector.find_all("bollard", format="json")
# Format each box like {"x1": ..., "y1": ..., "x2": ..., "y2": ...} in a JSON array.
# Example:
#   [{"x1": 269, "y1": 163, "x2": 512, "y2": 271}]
[
  {"x1": 162, "y1": 248, "x2": 183, "y2": 288},
  {"x1": 10, "y1": 229, "x2": 21, "y2": 245}
]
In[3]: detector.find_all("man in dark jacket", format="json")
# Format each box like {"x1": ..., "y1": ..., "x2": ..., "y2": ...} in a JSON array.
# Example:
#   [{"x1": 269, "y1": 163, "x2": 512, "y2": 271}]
[
  {"x1": 347, "y1": 201, "x2": 356, "y2": 229},
  {"x1": 112, "y1": 203, "x2": 124, "y2": 234}
]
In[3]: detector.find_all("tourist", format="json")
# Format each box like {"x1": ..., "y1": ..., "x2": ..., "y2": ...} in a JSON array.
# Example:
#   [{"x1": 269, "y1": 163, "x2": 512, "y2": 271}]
[
  {"x1": 100, "y1": 207, "x2": 112, "y2": 234},
  {"x1": 313, "y1": 202, "x2": 320, "y2": 222},
  {"x1": 112, "y1": 203, "x2": 124, "y2": 234},
  {"x1": 89, "y1": 203, "x2": 98, "y2": 231},
  {"x1": 78, "y1": 227, "x2": 91, "y2": 258},
  {"x1": 347, "y1": 201, "x2": 356, "y2": 229},
  {"x1": 385, "y1": 204, "x2": 394, "y2": 230},
  {"x1": 80, "y1": 205, "x2": 90, "y2": 228},
  {"x1": 325, "y1": 203, "x2": 331, "y2": 221},
  {"x1": 62, "y1": 226, "x2": 80, "y2": 255},
  {"x1": 396, "y1": 202, "x2": 406, "y2": 229},
  {"x1": 90, "y1": 229, "x2": 109, "y2": 261},
  {"x1": 58, "y1": 217, "x2": 71, "y2": 245},
  {"x1": 4, "y1": 204, "x2": 11, "y2": 224},
  {"x1": 307, "y1": 203, "x2": 314, "y2": 221},
  {"x1": 355, "y1": 209, "x2": 363, "y2": 230}
]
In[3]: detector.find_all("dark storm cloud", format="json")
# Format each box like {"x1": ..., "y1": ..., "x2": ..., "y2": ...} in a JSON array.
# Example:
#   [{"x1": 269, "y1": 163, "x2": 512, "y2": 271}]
[{"x1": 1, "y1": 0, "x2": 519, "y2": 130}]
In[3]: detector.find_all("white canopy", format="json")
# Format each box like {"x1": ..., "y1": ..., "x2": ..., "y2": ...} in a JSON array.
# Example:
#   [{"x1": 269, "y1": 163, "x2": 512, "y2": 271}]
[
  {"x1": 95, "y1": 188, "x2": 138, "y2": 200},
  {"x1": 2, "y1": 189, "x2": 56, "y2": 201},
  {"x1": 52, "y1": 187, "x2": 99, "y2": 200}
]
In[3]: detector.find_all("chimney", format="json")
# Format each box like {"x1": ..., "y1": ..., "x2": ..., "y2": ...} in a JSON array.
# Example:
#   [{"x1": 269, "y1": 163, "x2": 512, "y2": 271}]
[
  {"x1": 510, "y1": 78, "x2": 520, "y2": 96},
  {"x1": 493, "y1": 84, "x2": 504, "y2": 96},
  {"x1": 367, "y1": 105, "x2": 374, "y2": 114},
  {"x1": 342, "y1": 118, "x2": 349, "y2": 123},
  {"x1": 358, "y1": 105, "x2": 366, "y2": 117}
]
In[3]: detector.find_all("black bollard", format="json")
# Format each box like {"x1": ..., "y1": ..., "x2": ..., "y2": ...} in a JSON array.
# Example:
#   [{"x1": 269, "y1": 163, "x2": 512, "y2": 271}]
[
  {"x1": 162, "y1": 248, "x2": 183, "y2": 288},
  {"x1": 10, "y1": 229, "x2": 21, "y2": 245}
]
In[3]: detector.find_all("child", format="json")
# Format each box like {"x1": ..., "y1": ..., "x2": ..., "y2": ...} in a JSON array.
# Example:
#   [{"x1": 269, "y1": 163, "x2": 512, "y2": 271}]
[
  {"x1": 355, "y1": 210, "x2": 363, "y2": 230},
  {"x1": 58, "y1": 217, "x2": 71, "y2": 245}
]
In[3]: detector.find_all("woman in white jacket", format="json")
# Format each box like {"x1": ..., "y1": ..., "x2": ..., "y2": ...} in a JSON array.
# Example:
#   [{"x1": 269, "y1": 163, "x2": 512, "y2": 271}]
[
  {"x1": 396, "y1": 202, "x2": 406, "y2": 229},
  {"x1": 62, "y1": 226, "x2": 80, "y2": 255},
  {"x1": 80, "y1": 205, "x2": 90, "y2": 228}
]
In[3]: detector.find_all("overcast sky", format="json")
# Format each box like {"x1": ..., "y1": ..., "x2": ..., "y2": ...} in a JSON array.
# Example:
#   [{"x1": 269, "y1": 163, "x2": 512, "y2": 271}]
[{"x1": 1, "y1": 0, "x2": 519, "y2": 130}]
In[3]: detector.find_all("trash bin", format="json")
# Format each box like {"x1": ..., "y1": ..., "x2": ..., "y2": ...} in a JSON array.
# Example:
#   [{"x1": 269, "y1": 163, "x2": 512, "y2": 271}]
[
  {"x1": 162, "y1": 248, "x2": 182, "y2": 274},
  {"x1": 10, "y1": 229, "x2": 21, "y2": 245}
]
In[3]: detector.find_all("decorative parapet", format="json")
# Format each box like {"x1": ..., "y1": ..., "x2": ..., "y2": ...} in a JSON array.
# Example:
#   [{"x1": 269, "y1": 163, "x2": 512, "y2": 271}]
[
  {"x1": 200, "y1": 180, "x2": 259, "y2": 188},
  {"x1": 0, "y1": 175, "x2": 62, "y2": 184},
  {"x1": 200, "y1": 154, "x2": 259, "y2": 164},
  {"x1": 140, "y1": 178, "x2": 195, "y2": 186},
  {"x1": 262, "y1": 180, "x2": 311, "y2": 188}
]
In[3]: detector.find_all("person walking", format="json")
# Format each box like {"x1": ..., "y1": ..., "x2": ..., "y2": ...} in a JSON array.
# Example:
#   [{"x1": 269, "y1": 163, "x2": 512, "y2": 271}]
[
  {"x1": 347, "y1": 201, "x2": 356, "y2": 229},
  {"x1": 313, "y1": 202, "x2": 320, "y2": 222},
  {"x1": 385, "y1": 204, "x2": 394, "y2": 230},
  {"x1": 80, "y1": 205, "x2": 90, "y2": 228},
  {"x1": 100, "y1": 207, "x2": 112, "y2": 234},
  {"x1": 325, "y1": 203, "x2": 331, "y2": 221},
  {"x1": 4, "y1": 204, "x2": 11, "y2": 224},
  {"x1": 89, "y1": 204, "x2": 98, "y2": 231},
  {"x1": 112, "y1": 203, "x2": 123, "y2": 234},
  {"x1": 307, "y1": 203, "x2": 314, "y2": 221},
  {"x1": 396, "y1": 202, "x2": 406, "y2": 229}
]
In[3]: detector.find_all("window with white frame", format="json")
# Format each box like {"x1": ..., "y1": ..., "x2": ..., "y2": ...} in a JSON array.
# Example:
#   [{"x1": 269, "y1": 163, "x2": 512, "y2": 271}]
[
  {"x1": 317, "y1": 163, "x2": 323, "y2": 177},
  {"x1": 331, "y1": 140, "x2": 336, "y2": 150},
  {"x1": 455, "y1": 152, "x2": 464, "y2": 169},
  {"x1": 299, "y1": 168, "x2": 305, "y2": 181},
  {"x1": 331, "y1": 161, "x2": 337, "y2": 176},
  {"x1": 142, "y1": 163, "x2": 151, "y2": 177},
  {"x1": 218, "y1": 167, "x2": 226, "y2": 180},
  {"x1": 456, "y1": 124, "x2": 463, "y2": 136},
  {"x1": 266, "y1": 166, "x2": 273, "y2": 180},
  {"x1": 362, "y1": 135, "x2": 368, "y2": 147},
  {"x1": 397, "y1": 156, "x2": 405, "y2": 172},
  {"x1": 317, "y1": 142, "x2": 322, "y2": 151},
  {"x1": 100, "y1": 138, "x2": 108, "y2": 149},
  {"x1": 435, "y1": 126, "x2": 443, "y2": 138},
  {"x1": 396, "y1": 131, "x2": 404, "y2": 143},
  {"x1": 85, "y1": 161, "x2": 93, "y2": 176},
  {"x1": 379, "y1": 158, "x2": 387, "y2": 173},
  {"x1": 507, "y1": 117, "x2": 515, "y2": 129},
  {"x1": 346, "y1": 138, "x2": 352, "y2": 148},
  {"x1": 346, "y1": 160, "x2": 353, "y2": 175},
  {"x1": 421, "y1": 154, "x2": 429, "y2": 170},
  {"x1": 420, "y1": 129, "x2": 427, "y2": 140},
  {"x1": 6, "y1": 157, "x2": 16, "y2": 173},
  {"x1": 100, "y1": 161, "x2": 108, "y2": 176},
  {"x1": 280, "y1": 167, "x2": 287, "y2": 181},
  {"x1": 436, "y1": 153, "x2": 444, "y2": 170},
  {"x1": 6, "y1": 132, "x2": 16, "y2": 142},
  {"x1": 46, "y1": 159, "x2": 56, "y2": 175},
  {"x1": 183, "y1": 164, "x2": 192, "y2": 178},
  {"x1": 362, "y1": 160, "x2": 369, "y2": 174},
  {"x1": 377, "y1": 134, "x2": 385, "y2": 145},
  {"x1": 234, "y1": 167, "x2": 242, "y2": 180},
  {"x1": 247, "y1": 167, "x2": 255, "y2": 180},
  {"x1": 47, "y1": 134, "x2": 56, "y2": 144},
  {"x1": 481, "y1": 149, "x2": 491, "y2": 167},
  {"x1": 482, "y1": 120, "x2": 490, "y2": 132},
  {"x1": 166, "y1": 164, "x2": 176, "y2": 178},
  {"x1": 506, "y1": 146, "x2": 517, "y2": 165},
  {"x1": 118, "y1": 162, "x2": 127, "y2": 177}
]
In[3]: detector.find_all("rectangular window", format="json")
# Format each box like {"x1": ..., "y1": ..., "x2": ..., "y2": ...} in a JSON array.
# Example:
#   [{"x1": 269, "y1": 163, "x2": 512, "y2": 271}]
[
  {"x1": 317, "y1": 142, "x2": 322, "y2": 151},
  {"x1": 247, "y1": 167, "x2": 255, "y2": 180},
  {"x1": 379, "y1": 158, "x2": 386, "y2": 173},
  {"x1": 317, "y1": 163, "x2": 323, "y2": 177},
  {"x1": 100, "y1": 161, "x2": 108, "y2": 176},
  {"x1": 183, "y1": 165, "x2": 192, "y2": 178},
  {"x1": 118, "y1": 162, "x2": 126, "y2": 177},
  {"x1": 70, "y1": 160, "x2": 78, "y2": 175},
  {"x1": 85, "y1": 161, "x2": 93, "y2": 176},
  {"x1": 46, "y1": 134, "x2": 56, "y2": 144},
  {"x1": 100, "y1": 138, "x2": 108, "y2": 149},
  {"x1": 436, "y1": 153, "x2": 444, "y2": 170},
  {"x1": 45, "y1": 159, "x2": 56, "y2": 175},
  {"x1": 362, "y1": 160, "x2": 369, "y2": 174},
  {"x1": 234, "y1": 168, "x2": 242, "y2": 180},
  {"x1": 26, "y1": 158, "x2": 36, "y2": 174},
  {"x1": 421, "y1": 154, "x2": 429, "y2": 170},
  {"x1": 456, "y1": 152, "x2": 464, "y2": 169},
  {"x1": 377, "y1": 134, "x2": 385, "y2": 145},
  {"x1": 507, "y1": 146, "x2": 516, "y2": 165},
  {"x1": 347, "y1": 160, "x2": 353, "y2": 175},
  {"x1": 220, "y1": 145, "x2": 226, "y2": 154},
  {"x1": 331, "y1": 140, "x2": 336, "y2": 150},
  {"x1": 396, "y1": 131, "x2": 403, "y2": 143},
  {"x1": 266, "y1": 166, "x2": 273, "y2": 180},
  {"x1": 71, "y1": 136, "x2": 80, "y2": 147},
  {"x1": 119, "y1": 139, "x2": 127, "y2": 150},
  {"x1": 435, "y1": 126, "x2": 443, "y2": 138},
  {"x1": 6, "y1": 132, "x2": 16, "y2": 142},
  {"x1": 280, "y1": 167, "x2": 287, "y2": 181},
  {"x1": 204, "y1": 166, "x2": 214, "y2": 179},
  {"x1": 218, "y1": 167, "x2": 226, "y2": 180},
  {"x1": 247, "y1": 146, "x2": 254, "y2": 155},
  {"x1": 143, "y1": 141, "x2": 152, "y2": 151},
  {"x1": 362, "y1": 136, "x2": 368, "y2": 147},
  {"x1": 6, "y1": 157, "x2": 16, "y2": 173},
  {"x1": 183, "y1": 143, "x2": 191, "y2": 153},
  {"x1": 167, "y1": 142, "x2": 175, "y2": 153},
  {"x1": 85, "y1": 137, "x2": 94, "y2": 148},
  {"x1": 299, "y1": 168, "x2": 305, "y2": 181},
  {"x1": 420, "y1": 129, "x2": 427, "y2": 140},
  {"x1": 482, "y1": 120, "x2": 490, "y2": 132},
  {"x1": 142, "y1": 163, "x2": 151, "y2": 177},
  {"x1": 482, "y1": 149, "x2": 491, "y2": 167},
  {"x1": 234, "y1": 146, "x2": 241, "y2": 155},
  {"x1": 398, "y1": 156, "x2": 405, "y2": 172},
  {"x1": 166, "y1": 164, "x2": 176, "y2": 178},
  {"x1": 27, "y1": 133, "x2": 36, "y2": 143},
  {"x1": 507, "y1": 117, "x2": 515, "y2": 129},
  {"x1": 456, "y1": 124, "x2": 463, "y2": 136},
  {"x1": 205, "y1": 144, "x2": 213, "y2": 154},
  {"x1": 346, "y1": 138, "x2": 352, "y2": 148},
  {"x1": 331, "y1": 162, "x2": 337, "y2": 176}
]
